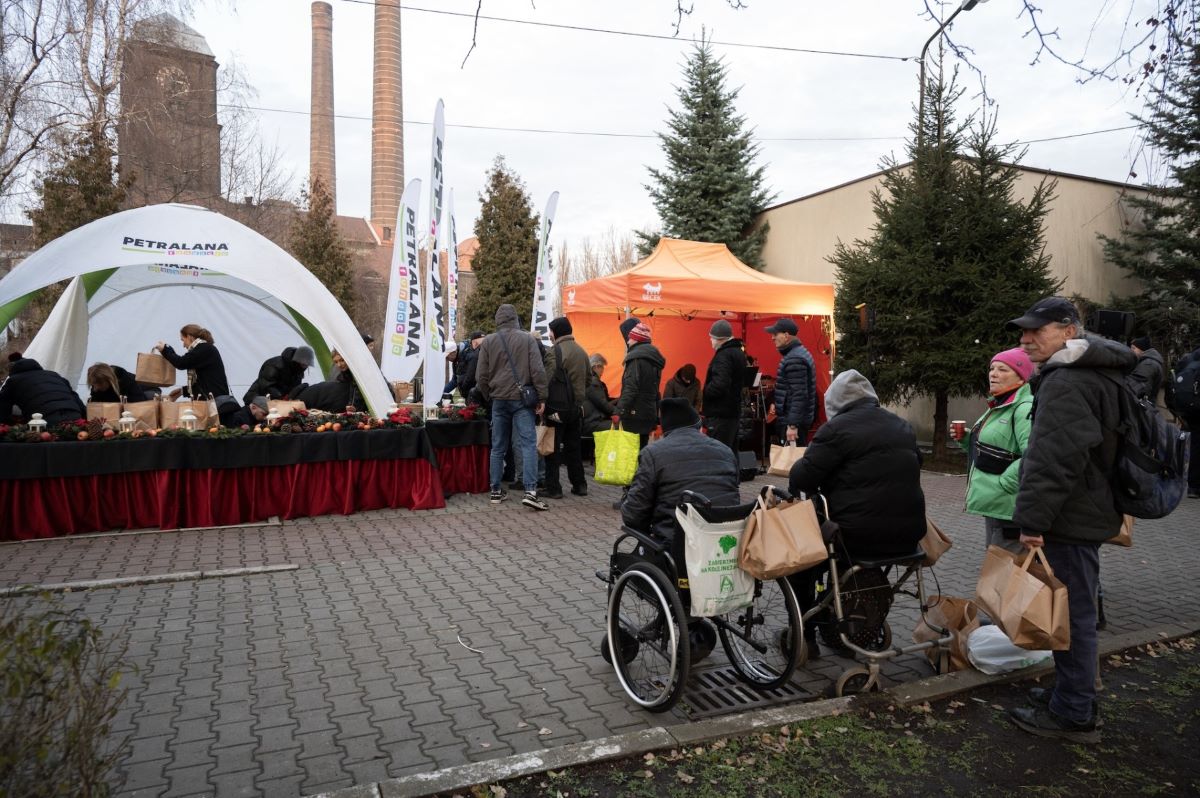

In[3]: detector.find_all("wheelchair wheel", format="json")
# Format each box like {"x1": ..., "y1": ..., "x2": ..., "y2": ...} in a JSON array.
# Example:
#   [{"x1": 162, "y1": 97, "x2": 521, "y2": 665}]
[
  {"x1": 717, "y1": 576, "x2": 803, "y2": 691},
  {"x1": 819, "y1": 567, "x2": 893, "y2": 652},
  {"x1": 606, "y1": 561, "x2": 690, "y2": 712},
  {"x1": 834, "y1": 666, "x2": 879, "y2": 697}
]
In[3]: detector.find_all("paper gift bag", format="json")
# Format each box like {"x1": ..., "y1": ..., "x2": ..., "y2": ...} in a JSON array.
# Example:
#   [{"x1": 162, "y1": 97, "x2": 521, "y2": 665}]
[
  {"x1": 593, "y1": 424, "x2": 640, "y2": 486},
  {"x1": 536, "y1": 424, "x2": 556, "y2": 456},
  {"x1": 268, "y1": 399, "x2": 307, "y2": 416},
  {"x1": 1105, "y1": 514, "x2": 1133, "y2": 547},
  {"x1": 135, "y1": 352, "x2": 176, "y2": 387},
  {"x1": 920, "y1": 517, "x2": 954, "y2": 566},
  {"x1": 738, "y1": 491, "x2": 827, "y2": 579},
  {"x1": 86, "y1": 401, "x2": 123, "y2": 423},
  {"x1": 912, "y1": 595, "x2": 980, "y2": 672},
  {"x1": 974, "y1": 546, "x2": 1070, "y2": 651},
  {"x1": 767, "y1": 444, "x2": 805, "y2": 477},
  {"x1": 160, "y1": 398, "x2": 218, "y2": 429},
  {"x1": 123, "y1": 400, "x2": 159, "y2": 431}
]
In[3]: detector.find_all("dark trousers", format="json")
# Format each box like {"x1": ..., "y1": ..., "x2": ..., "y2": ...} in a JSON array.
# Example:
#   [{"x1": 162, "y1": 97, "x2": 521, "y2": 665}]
[
  {"x1": 545, "y1": 412, "x2": 586, "y2": 492},
  {"x1": 1042, "y1": 541, "x2": 1101, "y2": 724},
  {"x1": 1184, "y1": 412, "x2": 1200, "y2": 490},
  {"x1": 705, "y1": 415, "x2": 740, "y2": 453}
]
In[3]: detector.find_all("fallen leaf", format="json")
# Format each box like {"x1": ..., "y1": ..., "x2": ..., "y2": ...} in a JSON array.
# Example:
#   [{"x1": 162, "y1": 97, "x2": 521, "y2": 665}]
[
  {"x1": 643, "y1": 753, "x2": 655, "y2": 763},
  {"x1": 538, "y1": 727, "x2": 553, "y2": 736},
  {"x1": 779, "y1": 725, "x2": 790, "y2": 736},
  {"x1": 641, "y1": 770, "x2": 654, "y2": 779},
  {"x1": 488, "y1": 786, "x2": 507, "y2": 798},
  {"x1": 677, "y1": 771, "x2": 695, "y2": 784}
]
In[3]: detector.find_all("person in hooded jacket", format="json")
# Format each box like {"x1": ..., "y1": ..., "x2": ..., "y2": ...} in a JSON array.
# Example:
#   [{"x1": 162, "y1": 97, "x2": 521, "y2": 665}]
[
  {"x1": 1127, "y1": 336, "x2": 1164, "y2": 402},
  {"x1": 951, "y1": 348, "x2": 1036, "y2": 557},
  {"x1": 663, "y1": 363, "x2": 701, "y2": 410},
  {"x1": 615, "y1": 320, "x2": 665, "y2": 448},
  {"x1": 292, "y1": 350, "x2": 362, "y2": 412},
  {"x1": 1004, "y1": 297, "x2": 1135, "y2": 744},
  {"x1": 0, "y1": 353, "x2": 87, "y2": 425},
  {"x1": 244, "y1": 345, "x2": 314, "y2": 404},
  {"x1": 786, "y1": 369, "x2": 926, "y2": 657},
  {"x1": 582, "y1": 353, "x2": 615, "y2": 436},
  {"x1": 703, "y1": 319, "x2": 748, "y2": 453},
  {"x1": 156, "y1": 323, "x2": 230, "y2": 399}
]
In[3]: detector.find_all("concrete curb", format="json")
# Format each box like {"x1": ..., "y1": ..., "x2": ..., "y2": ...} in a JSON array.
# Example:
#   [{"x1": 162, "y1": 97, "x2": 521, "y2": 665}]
[
  {"x1": 0, "y1": 563, "x2": 299, "y2": 597},
  {"x1": 305, "y1": 620, "x2": 1199, "y2": 798}
]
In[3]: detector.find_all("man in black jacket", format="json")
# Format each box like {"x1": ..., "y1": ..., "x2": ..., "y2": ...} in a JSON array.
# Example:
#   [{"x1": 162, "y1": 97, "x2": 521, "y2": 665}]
[
  {"x1": 703, "y1": 319, "x2": 747, "y2": 452},
  {"x1": 622, "y1": 398, "x2": 740, "y2": 540},
  {"x1": 1167, "y1": 345, "x2": 1200, "y2": 498},
  {"x1": 244, "y1": 346, "x2": 314, "y2": 404},
  {"x1": 1005, "y1": 297, "x2": 1134, "y2": 744},
  {"x1": 616, "y1": 321, "x2": 665, "y2": 447},
  {"x1": 457, "y1": 331, "x2": 485, "y2": 400},
  {"x1": 0, "y1": 353, "x2": 86, "y2": 425},
  {"x1": 1127, "y1": 336, "x2": 1164, "y2": 403},
  {"x1": 543, "y1": 317, "x2": 590, "y2": 498},
  {"x1": 766, "y1": 318, "x2": 816, "y2": 444}
]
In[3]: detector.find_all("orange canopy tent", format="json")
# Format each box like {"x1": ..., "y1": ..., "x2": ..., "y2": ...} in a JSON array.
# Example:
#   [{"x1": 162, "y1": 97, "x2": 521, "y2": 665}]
[{"x1": 563, "y1": 238, "x2": 836, "y2": 413}]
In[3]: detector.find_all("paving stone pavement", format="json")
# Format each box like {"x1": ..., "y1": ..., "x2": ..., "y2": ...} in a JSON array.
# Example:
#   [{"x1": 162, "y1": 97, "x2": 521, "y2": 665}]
[{"x1": 3, "y1": 471, "x2": 1198, "y2": 797}]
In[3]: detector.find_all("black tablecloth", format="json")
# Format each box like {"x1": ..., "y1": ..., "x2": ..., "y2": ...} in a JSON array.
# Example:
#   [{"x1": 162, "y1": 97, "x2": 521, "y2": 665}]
[{"x1": 424, "y1": 419, "x2": 489, "y2": 449}]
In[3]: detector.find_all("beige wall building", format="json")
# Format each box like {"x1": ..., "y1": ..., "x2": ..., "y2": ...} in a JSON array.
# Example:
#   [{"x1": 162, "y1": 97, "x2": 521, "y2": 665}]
[{"x1": 757, "y1": 163, "x2": 1154, "y2": 441}]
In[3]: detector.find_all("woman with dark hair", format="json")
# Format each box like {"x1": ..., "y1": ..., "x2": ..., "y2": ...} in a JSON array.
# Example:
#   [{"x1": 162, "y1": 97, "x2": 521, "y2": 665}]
[
  {"x1": 86, "y1": 363, "x2": 144, "y2": 403},
  {"x1": 155, "y1": 323, "x2": 230, "y2": 399}
]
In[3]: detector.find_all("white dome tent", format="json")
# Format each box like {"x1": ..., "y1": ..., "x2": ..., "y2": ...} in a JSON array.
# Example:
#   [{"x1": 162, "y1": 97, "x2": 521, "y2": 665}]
[{"x1": 0, "y1": 204, "x2": 392, "y2": 415}]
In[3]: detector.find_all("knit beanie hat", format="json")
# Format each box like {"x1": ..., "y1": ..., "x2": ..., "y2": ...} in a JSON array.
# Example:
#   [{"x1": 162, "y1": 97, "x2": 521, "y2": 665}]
[
  {"x1": 991, "y1": 348, "x2": 1035, "y2": 383},
  {"x1": 251, "y1": 395, "x2": 270, "y2": 413},
  {"x1": 1131, "y1": 335, "x2": 1152, "y2": 351},
  {"x1": 627, "y1": 322, "x2": 652, "y2": 344},
  {"x1": 659, "y1": 397, "x2": 700, "y2": 432},
  {"x1": 618, "y1": 317, "x2": 641, "y2": 339},
  {"x1": 709, "y1": 319, "x2": 733, "y2": 338}
]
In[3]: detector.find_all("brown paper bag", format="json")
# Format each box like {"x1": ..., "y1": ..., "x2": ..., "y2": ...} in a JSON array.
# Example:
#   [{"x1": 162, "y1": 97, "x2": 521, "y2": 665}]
[
  {"x1": 123, "y1": 400, "x2": 159, "y2": 431},
  {"x1": 536, "y1": 424, "x2": 556, "y2": 456},
  {"x1": 737, "y1": 492, "x2": 827, "y2": 579},
  {"x1": 1105, "y1": 514, "x2": 1133, "y2": 547},
  {"x1": 268, "y1": 399, "x2": 307, "y2": 416},
  {"x1": 135, "y1": 352, "x2": 176, "y2": 387},
  {"x1": 160, "y1": 398, "x2": 218, "y2": 429},
  {"x1": 912, "y1": 595, "x2": 980, "y2": 672},
  {"x1": 86, "y1": 401, "x2": 122, "y2": 423},
  {"x1": 920, "y1": 517, "x2": 954, "y2": 566},
  {"x1": 974, "y1": 545, "x2": 1070, "y2": 651},
  {"x1": 767, "y1": 444, "x2": 805, "y2": 477}
]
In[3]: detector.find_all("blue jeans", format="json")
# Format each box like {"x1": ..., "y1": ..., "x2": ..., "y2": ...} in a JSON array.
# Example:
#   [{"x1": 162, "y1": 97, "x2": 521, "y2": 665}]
[
  {"x1": 1042, "y1": 541, "x2": 1100, "y2": 724},
  {"x1": 490, "y1": 399, "x2": 537, "y2": 492}
]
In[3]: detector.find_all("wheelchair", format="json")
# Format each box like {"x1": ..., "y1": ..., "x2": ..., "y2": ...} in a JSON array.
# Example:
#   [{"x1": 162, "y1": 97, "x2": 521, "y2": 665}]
[
  {"x1": 597, "y1": 489, "x2": 805, "y2": 713},
  {"x1": 799, "y1": 493, "x2": 953, "y2": 696}
]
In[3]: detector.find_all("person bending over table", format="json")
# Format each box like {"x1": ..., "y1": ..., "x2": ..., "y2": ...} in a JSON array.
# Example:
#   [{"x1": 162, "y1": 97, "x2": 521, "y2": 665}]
[
  {"x1": 293, "y1": 350, "x2": 363, "y2": 412},
  {"x1": 244, "y1": 345, "x2": 314, "y2": 404},
  {"x1": 87, "y1": 362, "x2": 148, "y2": 403},
  {"x1": 0, "y1": 352, "x2": 86, "y2": 425},
  {"x1": 156, "y1": 323, "x2": 230, "y2": 400}
]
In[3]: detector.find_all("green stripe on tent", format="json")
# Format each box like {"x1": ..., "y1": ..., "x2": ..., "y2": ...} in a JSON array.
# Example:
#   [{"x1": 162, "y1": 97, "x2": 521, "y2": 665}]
[{"x1": 0, "y1": 269, "x2": 117, "y2": 330}]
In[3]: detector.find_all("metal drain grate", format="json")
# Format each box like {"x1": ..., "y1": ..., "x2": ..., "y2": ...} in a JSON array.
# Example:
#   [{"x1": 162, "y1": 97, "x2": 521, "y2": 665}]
[{"x1": 681, "y1": 664, "x2": 812, "y2": 719}]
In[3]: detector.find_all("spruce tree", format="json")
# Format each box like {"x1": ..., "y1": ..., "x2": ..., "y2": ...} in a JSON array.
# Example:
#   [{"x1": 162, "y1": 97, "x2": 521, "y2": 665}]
[
  {"x1": 640, "y1": 37, "x2": 774, "y2": 268},
  {"x1": 831, "y1": 72, "x2": 1058, "y2": 462},
  {"x1": 290, "y1": 176, "x2": 355, "y2": 318},
  {"x1": 464, "y1": 156, "x2": 540, "y2": 331},
  {"x1": 1101, "y1": 39, "x2": 1200, "y2": 366}
]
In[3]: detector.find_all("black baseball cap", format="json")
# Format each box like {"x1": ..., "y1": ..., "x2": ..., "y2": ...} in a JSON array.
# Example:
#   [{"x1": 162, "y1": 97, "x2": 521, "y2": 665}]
[
  {"x1": 1006, "y1": 297, "x2": 1080, "y2": 331},
  {"x1": 765, "y1": 317, "x2": 798, "y2": 335}
]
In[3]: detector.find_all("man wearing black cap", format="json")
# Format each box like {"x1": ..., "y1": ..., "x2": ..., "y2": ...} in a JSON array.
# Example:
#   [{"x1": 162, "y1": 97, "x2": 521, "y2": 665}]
[
  {"x1": 1004, "y1": 296, "x2": 1134, "y2": 744},
  {"x1": 621, "y1": 397, "x2": 740, "y2": 539},
  {"x1": 1127, "y1": 336, "x2": 1164, "y2": 402},
  {"x1": 765, "y1": 317, "x2": 816, "y2": 445},
  {"x1": 244, "y1": 345, "x2": 314, "y2": 404},
  {"x1": 543, "y1": 317, "x2": 590, "y2": 498},
  {"x1": 703, "y1": 318, "x2": 747, "y2": 452}
]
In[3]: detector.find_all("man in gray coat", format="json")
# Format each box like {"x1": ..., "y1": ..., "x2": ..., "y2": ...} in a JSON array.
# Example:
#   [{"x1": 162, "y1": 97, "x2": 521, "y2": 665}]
[
  {"x1": 1005, "y1": 297, "x2": 1135, "y2": 744},
  {"x1": 543, "y1": 317, "x2": 590, "y2": 498},
  {"x1": 475, "y1": 304, "x2": 550, "y2": 511}
]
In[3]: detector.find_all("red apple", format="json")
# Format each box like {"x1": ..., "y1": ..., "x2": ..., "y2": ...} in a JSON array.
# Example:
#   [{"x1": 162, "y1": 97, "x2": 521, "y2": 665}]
[
  {"x1": 102, "y1": 429, "x2": 115, "y2": 439},
  {"x1": 39, "y1": 431, "x2": 52, "y2": 442},
  {"x1": 331, "y1": 422, "x2": 342, "y2": 432},
  {"x1": 77, "y1": 431, "x2": 89, "y2": 440}
]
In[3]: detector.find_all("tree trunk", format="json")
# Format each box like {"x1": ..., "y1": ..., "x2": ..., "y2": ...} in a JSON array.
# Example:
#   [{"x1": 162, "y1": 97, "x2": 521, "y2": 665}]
[{"x1": 931, "y1": 390, "x2": 949, "y2": 463}]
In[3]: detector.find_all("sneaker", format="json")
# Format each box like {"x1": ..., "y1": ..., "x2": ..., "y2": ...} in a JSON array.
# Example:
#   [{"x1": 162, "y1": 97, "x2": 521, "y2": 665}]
[
  {"x1": 571, "y1": 485, "x2": 588, "y2": 497},
  {"x1": 542, "y1": 490, "x2": 565, "y2": 500},
  {"x1": 522, "y1": 492, "x2": 549, "y2": 511},
  {"x1": 1008, "y1": 706, "x2": 1100, "y2": 744},
  {"x1": 1027, "y1": 688, "x2": 1102, "y2": 727},
  {"x1": 489, "y1": 489, "x2": 508, "y2": 504}
]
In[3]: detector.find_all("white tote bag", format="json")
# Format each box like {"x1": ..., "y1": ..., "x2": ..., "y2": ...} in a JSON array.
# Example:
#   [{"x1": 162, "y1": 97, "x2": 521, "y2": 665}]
[{"x1": 676, "y1": 504, "x2": 756, "y2": 618}]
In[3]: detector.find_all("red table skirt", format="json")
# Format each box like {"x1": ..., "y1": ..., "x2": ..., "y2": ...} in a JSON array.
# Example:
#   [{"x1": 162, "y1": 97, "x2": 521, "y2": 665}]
[
  {"x1": 2, "y1": 457, "x2": 446, "y2": 541},
  {"x1": 435, "y1": 444, "x2": 489, "y2": 495}
]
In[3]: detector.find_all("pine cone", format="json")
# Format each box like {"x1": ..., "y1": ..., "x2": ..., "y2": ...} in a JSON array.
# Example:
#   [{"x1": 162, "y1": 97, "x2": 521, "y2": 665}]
[{"x1": 87, "y1": 418, "x2": 105, "y2": 440}]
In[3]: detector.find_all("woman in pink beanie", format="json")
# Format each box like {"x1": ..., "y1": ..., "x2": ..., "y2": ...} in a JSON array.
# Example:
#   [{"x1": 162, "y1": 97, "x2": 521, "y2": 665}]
[{"x1": 951, "y1": 347, "x2": 1036, "y2": 555}]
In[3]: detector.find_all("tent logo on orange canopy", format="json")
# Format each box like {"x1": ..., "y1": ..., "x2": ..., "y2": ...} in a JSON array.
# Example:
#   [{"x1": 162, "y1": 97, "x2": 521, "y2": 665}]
[
  {"x1": 566, "y1": 288, "x2": 576, "y2": 306},
  {"x1": 641, "y1": 282, "x2": 663, "y2": 302}
]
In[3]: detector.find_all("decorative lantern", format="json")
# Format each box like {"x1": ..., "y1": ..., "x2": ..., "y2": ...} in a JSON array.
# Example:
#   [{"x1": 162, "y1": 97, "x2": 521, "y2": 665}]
[
  {"x1": 266, "y1": 409, "x2": 281, "y2": 424},
  {"x1": 118, "y1": 411, "x2": 136, "y2": 434},
  {"x1": 180, "y1": 408, "x2": 198, "y2": 431},
  {"x1": 27, "y1": 413, "x2": 47, "y2": 433}
]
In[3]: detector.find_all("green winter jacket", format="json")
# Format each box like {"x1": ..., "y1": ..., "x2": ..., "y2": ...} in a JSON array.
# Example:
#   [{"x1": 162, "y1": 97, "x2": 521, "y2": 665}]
[{"x1": 957, "y1": 383, "x2": 1033, "y2": 521}]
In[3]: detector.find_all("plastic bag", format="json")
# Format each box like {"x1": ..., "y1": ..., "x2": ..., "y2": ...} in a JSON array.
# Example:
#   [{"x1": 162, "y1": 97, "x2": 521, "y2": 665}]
[
  {"x1": 965, "y1": 624, "x2": 1053, "y2": 675},
  {"x1": 593, "y1": 424, "x2": 639, "y2": 486},
  {"x1": 676, "y1": 504, "x2": 756, "y2": 618}
]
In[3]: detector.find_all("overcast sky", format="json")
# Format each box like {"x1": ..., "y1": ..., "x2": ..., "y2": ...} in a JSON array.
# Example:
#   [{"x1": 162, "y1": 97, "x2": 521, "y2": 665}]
[{"x1": 187, "y1": 0, "x2": 1152, "y2": 255}]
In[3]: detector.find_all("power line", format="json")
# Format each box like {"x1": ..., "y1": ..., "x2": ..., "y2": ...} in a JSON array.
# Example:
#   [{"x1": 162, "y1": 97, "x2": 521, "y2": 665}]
[
  {"x1": 220, "y1": 101, "x2": 1142, "y2": 146},
  {"x1": 332, "y1": 0, "x2": 913, "y2": 62}
]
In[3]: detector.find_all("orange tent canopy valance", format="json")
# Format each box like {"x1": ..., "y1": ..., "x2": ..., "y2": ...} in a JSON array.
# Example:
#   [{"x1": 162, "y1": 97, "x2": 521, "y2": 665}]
[{"x1": 562, "y1": 238, "x2": 834, "y2": 317}]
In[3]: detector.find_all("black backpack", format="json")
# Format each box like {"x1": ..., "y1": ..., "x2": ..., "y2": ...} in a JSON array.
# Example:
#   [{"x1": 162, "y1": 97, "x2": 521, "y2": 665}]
[
  {"x1": 1171, "y1": 356, "x2": 1200, "y2": 414},
  {"x1": 1102, "y1": 372, "x2": 1192, "y2": 519},
  {"x1": 545, "y1": 344, "x2": 576, "y2": 423}
]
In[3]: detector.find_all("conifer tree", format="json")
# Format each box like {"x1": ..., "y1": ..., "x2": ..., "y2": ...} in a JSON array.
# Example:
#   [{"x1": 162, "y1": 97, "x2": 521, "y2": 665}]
[
  {"x1": 640, "y1": 37, "x2": 774, "y2": 268},
  {"x1": 290, "y1": 176, "x2": 355, "y2": 318},
  {"x1": 464, "y1": 156, "x2": 540, "y2": 331},
  {"x1": 1101, "y1": 39, "x2": 1200, "y2": 366},
  {"x1": 831, "y1": 72, "x2": 1058, "y2": 462}
]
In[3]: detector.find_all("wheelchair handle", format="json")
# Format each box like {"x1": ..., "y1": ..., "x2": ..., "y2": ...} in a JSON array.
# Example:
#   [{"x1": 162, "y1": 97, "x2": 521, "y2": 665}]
[
  {"x1": 680, "y1": 490, "x2": 711, "y2": 509},
  {"x1": 619, "y1": 525, "x2": 669, "y2": 554},
  {"x1": 761, "y1": 484, "x2": 793, "y2": 502}
]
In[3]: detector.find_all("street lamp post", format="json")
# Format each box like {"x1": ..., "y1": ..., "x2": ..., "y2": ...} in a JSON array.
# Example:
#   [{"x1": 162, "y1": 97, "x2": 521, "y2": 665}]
[{"x1": 917, "y1": 0, "x2": 989, "y2": 150}]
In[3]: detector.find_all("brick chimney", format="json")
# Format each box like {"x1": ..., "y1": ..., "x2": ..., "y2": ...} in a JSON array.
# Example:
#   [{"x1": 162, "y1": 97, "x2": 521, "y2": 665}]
[
  {"x1": 310, "y1": 1, "x2": 336, "y2": 209},
  {"x1": 370, "y1": 0, "x2": 403, "y2": 239}
]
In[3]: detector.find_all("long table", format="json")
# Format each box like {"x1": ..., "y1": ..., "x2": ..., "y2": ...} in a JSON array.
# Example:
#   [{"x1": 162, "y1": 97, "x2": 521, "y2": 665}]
[{"x1": 0, "y1": 420, "x2": 490, "y2": 540}]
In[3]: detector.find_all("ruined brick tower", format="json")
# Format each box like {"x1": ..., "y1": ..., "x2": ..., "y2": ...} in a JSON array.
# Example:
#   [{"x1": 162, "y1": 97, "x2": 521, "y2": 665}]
[
  {"x1": 309, "y1": 1, "x2": 336, "y2": 209},
  {"x1": 119, "y1": 14, "x2": 222, "y2": 206},
  {"x1": 370, "y1": 0, "x2": 403, "y2": 241}
]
